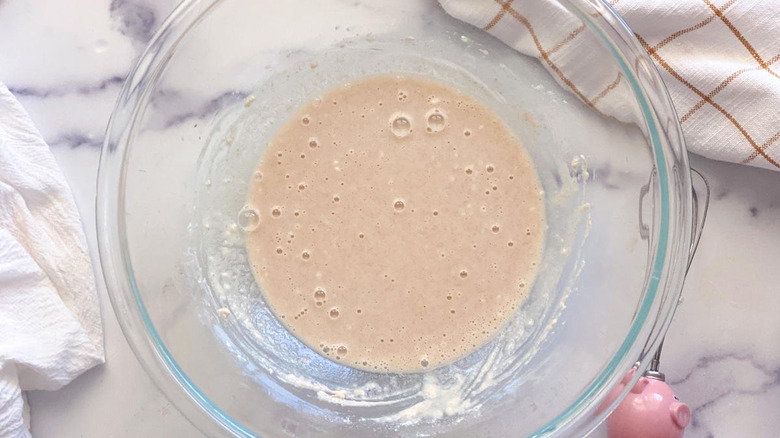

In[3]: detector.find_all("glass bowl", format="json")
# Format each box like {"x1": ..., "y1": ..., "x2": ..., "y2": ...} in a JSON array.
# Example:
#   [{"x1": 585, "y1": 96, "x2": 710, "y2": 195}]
[{"x1": 97, "y1": 0, "x2": 694, "y2": 436}]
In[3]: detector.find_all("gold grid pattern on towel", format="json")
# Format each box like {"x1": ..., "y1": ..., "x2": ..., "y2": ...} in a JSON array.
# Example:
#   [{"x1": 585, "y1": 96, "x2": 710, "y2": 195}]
[{"x1": 484, "y1": 0, "x2": 780, "y2": 169}]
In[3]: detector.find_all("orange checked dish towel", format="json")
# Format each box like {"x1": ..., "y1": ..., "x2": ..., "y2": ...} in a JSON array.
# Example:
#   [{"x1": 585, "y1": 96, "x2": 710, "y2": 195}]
[{"x1": 441, "y1": 0, "x2": 780, "y2": 171}]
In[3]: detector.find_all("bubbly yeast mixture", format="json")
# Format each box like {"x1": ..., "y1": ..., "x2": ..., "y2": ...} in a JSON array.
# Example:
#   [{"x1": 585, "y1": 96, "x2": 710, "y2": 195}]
[{"x1": 245, "y1": 75, "x2": 544, "y2": 372}]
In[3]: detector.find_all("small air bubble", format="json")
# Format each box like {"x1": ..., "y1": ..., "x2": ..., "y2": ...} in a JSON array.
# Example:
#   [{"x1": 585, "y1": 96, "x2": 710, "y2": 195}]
[
  {"x1": 465, "y1": 168, "x2": 473, "y2": 175},
  {"x1": 333, "y1": 195, "x2": 340, "y2": 202},
  {"x1": 394, "y1": 199, "x2": 405, "y2": 211},
  {"x1": 276, "y1": 247, "x2": 283, "y2": 254},
  {"x1": 508, "y1": 241, "x2": 514, "y2": 247},
  {"x1": 420, "y1": 359, "x2": 429, "y2": 367},
  {"x1": 433, "y1": 210, "x2": 439, "y2": 216},
  {"x1": 389, "y1": 113, "x2": 412, "y2": 138},
  {"x1": 298, "y1": 183, "x2": 307, "y2": 190},
  {"x1": 309, "y1": 137, "x2": 319, "y2": 148},
  {"x1": 337, "y1": 346, "x2": 348, "y2": 356},
  {"x1": 464, "y1": 129, "x2": 472, "y2": 137},
  {"x1": 237, "y1": 206, "x2": 260, "y2": 231},
  {"x1": 271, "y1": 207, "x2": 281, "y2": 217},
  {"x1": 329, "y1": 308, "x2": 340, "y2": 318},
  {"x1": 426, "y1": 108, "x2": 446, "y2": 132},
  {"x1": 492, "y1": 225, "x2": 500, "y2": 233},
  {"x1": 301, "y1": 251, "x2": 311, "y2": 260},
  {"x1": 314, "y1": 288, "x2": 326, "y2": 300},
  {"x1": 486, "y1": 165, "x2": 494, "y2": 173},
  {"x1": 302, "y1": 116, "x2": 310, "y2": 125},
  {"x1": 460, "y1": 270, "x2": 468, "y2": 278}
]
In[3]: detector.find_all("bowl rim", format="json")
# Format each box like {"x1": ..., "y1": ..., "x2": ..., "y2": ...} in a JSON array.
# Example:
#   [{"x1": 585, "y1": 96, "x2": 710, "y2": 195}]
[{"x1": 97, "y1": 0, "x2": 693, "y2": 436}]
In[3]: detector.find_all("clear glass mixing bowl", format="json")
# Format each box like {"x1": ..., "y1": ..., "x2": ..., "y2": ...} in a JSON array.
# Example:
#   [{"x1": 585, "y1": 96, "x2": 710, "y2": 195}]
[{"x1": 97, "y1": 0, "x2": 694, "y2": 436}]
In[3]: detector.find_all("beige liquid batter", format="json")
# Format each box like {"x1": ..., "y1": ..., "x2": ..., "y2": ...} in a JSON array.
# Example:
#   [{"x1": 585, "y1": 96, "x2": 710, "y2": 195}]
[{"x1": 245, "y1": 75, "x2": 544, "y2": 372}]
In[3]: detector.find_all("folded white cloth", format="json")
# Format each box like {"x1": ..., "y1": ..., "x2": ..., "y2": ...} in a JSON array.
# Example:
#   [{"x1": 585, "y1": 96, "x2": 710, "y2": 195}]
[
  {"x1": 441, "y1": 0, "x2": 780, "y2": 171},
  {"x1": 0, "y1": 82, "x2": 104, "y2": 438}
]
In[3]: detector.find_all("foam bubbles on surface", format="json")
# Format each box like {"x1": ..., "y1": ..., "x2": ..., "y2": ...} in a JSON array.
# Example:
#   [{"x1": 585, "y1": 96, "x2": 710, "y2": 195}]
[{"x1": 244, "y1": 75, "x2": 545, "y2": 372}]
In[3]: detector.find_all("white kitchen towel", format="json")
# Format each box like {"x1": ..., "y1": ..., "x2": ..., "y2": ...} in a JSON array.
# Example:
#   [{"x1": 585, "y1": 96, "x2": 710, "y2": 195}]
[
  {"x1": 440, "y1": 0, "x2": 780, "y2": 171},
  {"x1": 0, "y1": 82, "x2": 104, "y2": 438}
]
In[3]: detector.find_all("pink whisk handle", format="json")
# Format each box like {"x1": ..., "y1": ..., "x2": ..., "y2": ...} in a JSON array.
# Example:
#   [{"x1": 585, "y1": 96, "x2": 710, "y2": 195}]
[{"x1": 605, "y1": 370, "x2": 690, "y2": 438}]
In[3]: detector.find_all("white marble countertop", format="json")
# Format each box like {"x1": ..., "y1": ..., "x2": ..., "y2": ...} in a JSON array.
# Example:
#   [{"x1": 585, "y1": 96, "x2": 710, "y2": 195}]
[{"x1": 1, "y1": 0, "x2": 778, "y2": 437}]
